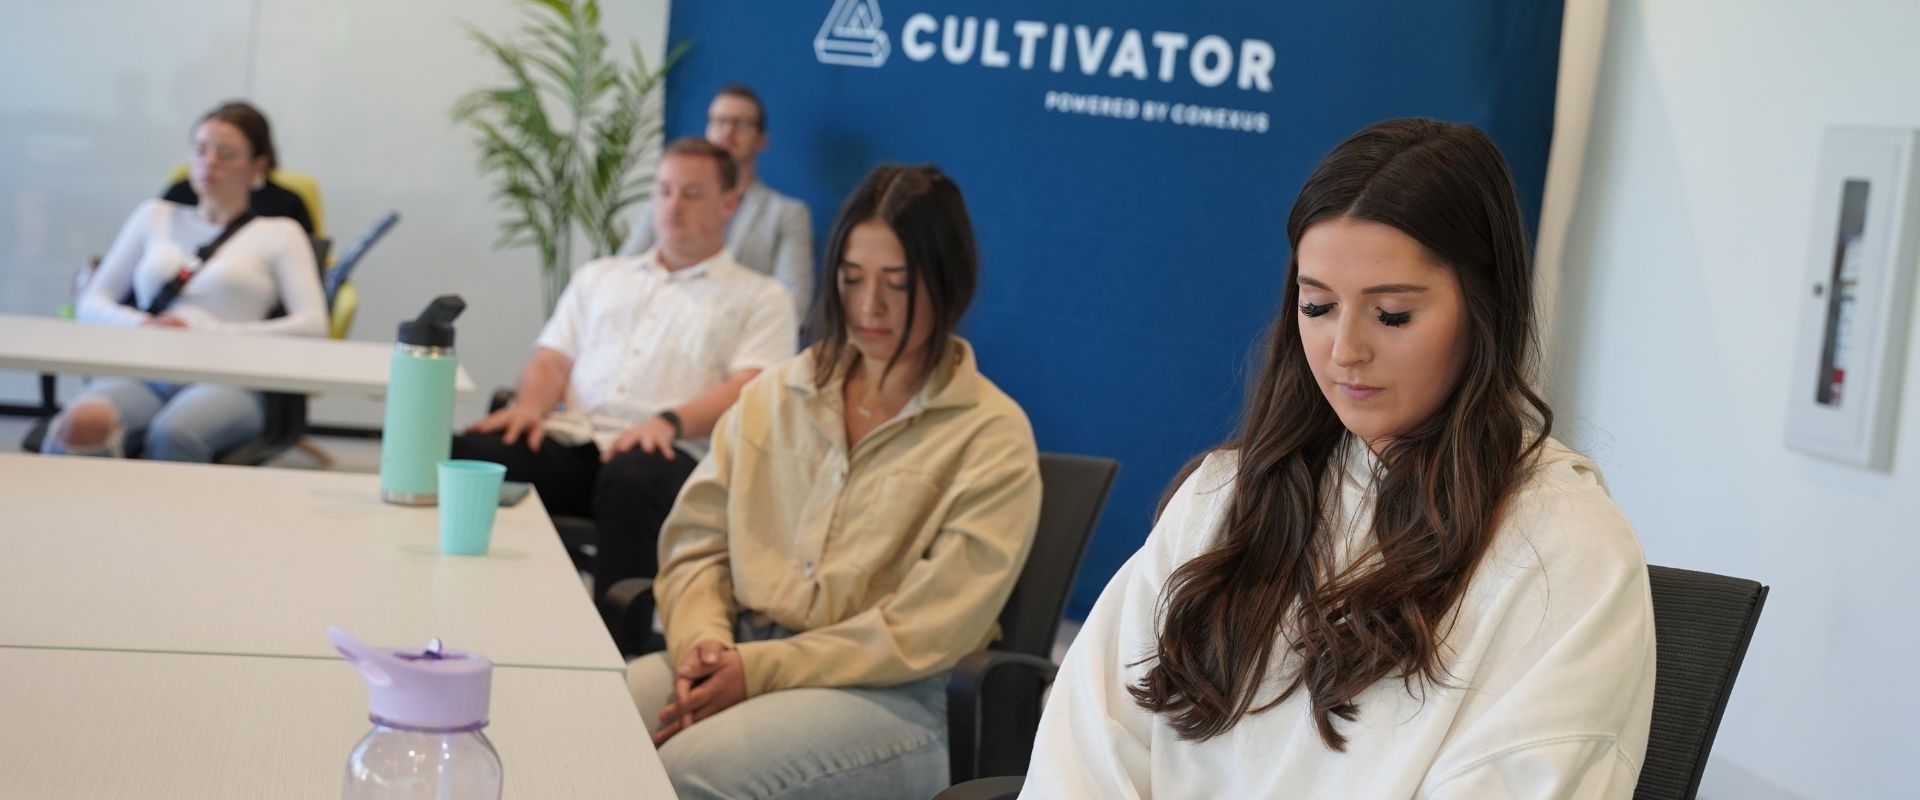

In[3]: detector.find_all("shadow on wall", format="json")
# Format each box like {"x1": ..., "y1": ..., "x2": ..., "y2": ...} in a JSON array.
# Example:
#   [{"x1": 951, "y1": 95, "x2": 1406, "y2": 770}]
[
  {"x1": 1699, "y1": 757, "x2": 1812, "y2": 800},
  {"x1": 1545, "y1": 3, "x2": 1840, "y2": 799},
  {"x1": 1546, "y1": 0, "x2": 1731, "y2": 462},
  {"x1": 1546, "y1": 0, "x2": 1637, "y2": 426}
]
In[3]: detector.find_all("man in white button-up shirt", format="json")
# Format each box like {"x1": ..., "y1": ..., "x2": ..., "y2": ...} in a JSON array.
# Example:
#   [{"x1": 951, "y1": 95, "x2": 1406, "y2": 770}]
[{"x1": 456, "y1": 138, "x2": 797, "y2": 601}]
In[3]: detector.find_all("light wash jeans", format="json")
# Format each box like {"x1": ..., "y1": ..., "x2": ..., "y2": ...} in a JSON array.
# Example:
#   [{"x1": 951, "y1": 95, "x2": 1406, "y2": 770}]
[
  {"x1": 626, "y1": 614, "x2": 950, "y2": 800},
  {"x1": 45, "y1": 378, "x2": 264, "y2": 463}
]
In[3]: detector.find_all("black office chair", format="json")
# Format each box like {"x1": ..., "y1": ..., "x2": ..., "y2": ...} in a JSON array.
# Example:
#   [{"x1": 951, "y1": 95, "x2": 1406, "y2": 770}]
[
  {"x1": 23, "y1": 237, "x2": 328, "y2": 465},
  {"x1": 226, "y1": 210, "x2": 401, "y2": 467},
  {"x1": 24, "y1": 217, "x2": 398, "y2": 468},
  {"x1": 24, "y1": 376, "x2": 310, "y2": 467},
  {"x1": 592, "y1": 452, "x2": 1120, "y2": 675},
  {"x1": 934, "y1": 774, "x2": 1024, "y2": 800},
  {"x1": 938, "y1": 563, "x2": 1771, "y2": 800},
  {"x1": 1635, "y1": 565, "x2": 1768, "y2": 800},
  {"x1": 187, "y1": 233, "x2": 331, "y2": 466},
  {"x1": 947, "y1": 452, "x2": 1118, "y2": 786}
]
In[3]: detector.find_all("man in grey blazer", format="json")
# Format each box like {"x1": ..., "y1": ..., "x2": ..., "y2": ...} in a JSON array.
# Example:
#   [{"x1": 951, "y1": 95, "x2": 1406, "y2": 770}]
[{"x1": 620, "y1": 84, "x2": 814, "y2": 322}]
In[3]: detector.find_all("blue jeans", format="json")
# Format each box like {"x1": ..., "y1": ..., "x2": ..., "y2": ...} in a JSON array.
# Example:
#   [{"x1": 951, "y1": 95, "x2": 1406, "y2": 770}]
[
  {"x1": 626, "y1": 614, "x2": 950, "y2": 800},
  {"x1": 46, "y1": 378, "x2": 264, "y2": 463}
]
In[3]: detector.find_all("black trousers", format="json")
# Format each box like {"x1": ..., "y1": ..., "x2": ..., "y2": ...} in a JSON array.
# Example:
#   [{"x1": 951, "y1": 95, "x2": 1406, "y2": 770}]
[{"x1": 452, "y1": 431, "x2": 697, "y2": 599}]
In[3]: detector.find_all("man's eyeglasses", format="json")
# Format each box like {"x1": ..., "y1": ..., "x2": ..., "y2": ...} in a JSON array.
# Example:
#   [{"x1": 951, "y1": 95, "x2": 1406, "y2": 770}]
[{"x1": 707, "y1": 115, "x2": 762, "y2": 132}]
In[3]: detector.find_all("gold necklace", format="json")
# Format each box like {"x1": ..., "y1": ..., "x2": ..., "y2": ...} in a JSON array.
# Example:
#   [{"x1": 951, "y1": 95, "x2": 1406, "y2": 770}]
[{"x1": 850, "y1": 373, "x2": 882, "y2": 419}]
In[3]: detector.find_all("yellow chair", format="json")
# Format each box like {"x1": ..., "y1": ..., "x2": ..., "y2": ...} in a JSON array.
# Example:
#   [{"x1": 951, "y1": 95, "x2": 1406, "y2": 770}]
[
  {"x1": 35, "y1": 168, "x2": 355, "y2": 464},
  {"x1": 270, "y1": 170, "x2": 327, "y2": 240},
  {"x1": 166, "y1": 165, "x2": 353, "y2": 465},
  {"x1": 328, "y1": 282, "x2": 358, "y2": 341},
  {"x1": 268, "y1": 171, "x2": 359, "y2": 341},
  {"x1": 258, "y1": 169, "x2": 351, "y2": 464},
  {"x1": 165, "y1": 164, "x2": 327, "y2": 238},
  {"x1": 164, "y1": 164, "x2": 361, "y2": 341}
]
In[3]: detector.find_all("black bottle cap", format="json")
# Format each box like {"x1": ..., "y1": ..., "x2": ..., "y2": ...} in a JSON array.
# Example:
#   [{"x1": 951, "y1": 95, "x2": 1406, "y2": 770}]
[{"x1": 398, "y1": 295, "x2": 466, "y2": 348}]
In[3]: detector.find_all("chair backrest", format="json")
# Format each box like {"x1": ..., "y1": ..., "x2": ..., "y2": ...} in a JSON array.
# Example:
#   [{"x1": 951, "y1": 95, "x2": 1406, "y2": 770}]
[
  {"x1": 271, "y1": 170, "x2": 326, "y2": 238},
  {"x1": 319, "y1": 210, "x2": 401, "y2": 340},
  {"x1": 310, "y1": 236, "x2": 333, "y2": 276},
  {"x1": 166, "y1": 164, "x2": 327, "y2": 238},
  {"x1": 1635, "y1": 565, "x2": 1769, "y2": 800},
  {"x1": 323, "y1": 210, "x2": 400, "y2": 306},
  {"x1": 995, "y1": 453, "x2": 1119, "y2": 659},
  {"x1": 159, "y1": 164, "x2": 331, "y2": 315},
  {"x1": 962, "y1": 452, "x2": 1117, "y2": 781},
  {"x1": 329, "y1": 283, "x2": 360, "y2": 341}
]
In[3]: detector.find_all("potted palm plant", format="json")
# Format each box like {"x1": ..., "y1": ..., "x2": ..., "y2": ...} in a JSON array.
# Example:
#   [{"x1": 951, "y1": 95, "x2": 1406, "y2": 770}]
[{"x1": 454, "y1": 0, "x2": 687, "y2": 315}]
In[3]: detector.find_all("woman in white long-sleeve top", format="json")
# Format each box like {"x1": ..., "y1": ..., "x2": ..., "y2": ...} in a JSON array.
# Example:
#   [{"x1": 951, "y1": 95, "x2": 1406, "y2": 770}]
[
  {"x1": 48, "y1": 101, "x2": 325, "y2": 462},
  {"x1": 1023, "y1": 119, "x2": 1656, "y2": 799}
]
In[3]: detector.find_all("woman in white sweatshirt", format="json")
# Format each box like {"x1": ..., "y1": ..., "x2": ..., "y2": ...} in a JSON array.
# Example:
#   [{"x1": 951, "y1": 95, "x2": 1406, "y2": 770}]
[
  {"x1": 49, "y1": 101, "x2": 324, "y2": 462},
  {"x1": 1023, "y1": 119, "x2": 1656, "y2": 799}
]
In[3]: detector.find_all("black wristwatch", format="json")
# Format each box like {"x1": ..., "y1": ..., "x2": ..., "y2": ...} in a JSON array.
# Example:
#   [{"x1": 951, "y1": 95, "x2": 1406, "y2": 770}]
[{"x1": 657, "y1": 409, "x2": 683, "y2": 439}]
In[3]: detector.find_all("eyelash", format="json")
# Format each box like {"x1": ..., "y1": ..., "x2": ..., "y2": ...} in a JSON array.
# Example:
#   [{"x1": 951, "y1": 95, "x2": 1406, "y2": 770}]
[
  {"x1": 839, "y1": 274, "x2": 910, "y2": 291},
  {"x1": 1298, "y1": 302, "x2": 1413, "y2": 327}
]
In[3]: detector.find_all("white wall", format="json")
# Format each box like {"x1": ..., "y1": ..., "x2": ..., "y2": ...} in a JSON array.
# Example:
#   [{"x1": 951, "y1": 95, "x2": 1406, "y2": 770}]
[
  {"x1": 0, "y1": 0, "x2": 670, "y2": 427},
  {"x1": 1551, "y1": 1, "x2": 1919, "y2": 798}
]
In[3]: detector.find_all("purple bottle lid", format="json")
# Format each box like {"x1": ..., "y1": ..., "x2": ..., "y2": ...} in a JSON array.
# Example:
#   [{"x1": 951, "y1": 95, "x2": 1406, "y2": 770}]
[{"x1": 328, "y1": 627, "x2": 492, "y2": 730}]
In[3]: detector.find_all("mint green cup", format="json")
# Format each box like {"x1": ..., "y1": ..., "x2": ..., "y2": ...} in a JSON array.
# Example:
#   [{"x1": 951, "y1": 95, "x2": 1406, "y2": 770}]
[{"x1": 438, "y1": 460, "x2": 507, "y2": 555}]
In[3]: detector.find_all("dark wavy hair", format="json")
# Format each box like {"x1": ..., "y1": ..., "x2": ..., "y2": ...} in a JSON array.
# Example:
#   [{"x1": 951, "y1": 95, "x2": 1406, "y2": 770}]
[
  {"x1": 1129, "y1": 118, "x2": 1553, "y2": 749},
  {"x1": 808, "y1": 164, "x2": 978, "y2": 388}
]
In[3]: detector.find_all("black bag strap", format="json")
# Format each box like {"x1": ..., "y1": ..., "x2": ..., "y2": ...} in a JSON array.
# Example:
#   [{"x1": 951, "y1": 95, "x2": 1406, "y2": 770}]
[{"x1": 144, "y1": 210, "x2": 257, "y2": 316}]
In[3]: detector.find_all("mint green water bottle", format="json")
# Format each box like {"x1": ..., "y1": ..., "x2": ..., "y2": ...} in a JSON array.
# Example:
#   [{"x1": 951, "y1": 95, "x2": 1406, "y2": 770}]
[{"x1": 380, "y1": 296, "x2": 466, "y2": 505}]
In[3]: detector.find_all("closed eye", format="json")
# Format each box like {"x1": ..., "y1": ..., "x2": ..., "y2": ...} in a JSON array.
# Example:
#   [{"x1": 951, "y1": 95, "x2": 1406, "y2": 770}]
[
  {"x1": 1300, "y1": 302, "x2": 1333, "y2": 318},
  {"x1": 1377, "y1": 309, "x2": 1411, "y2": 327}
]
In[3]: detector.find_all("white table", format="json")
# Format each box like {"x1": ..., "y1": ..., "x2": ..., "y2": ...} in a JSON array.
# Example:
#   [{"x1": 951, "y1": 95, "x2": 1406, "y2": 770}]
[
  {"x1": 0, "y1": 453, "x2": 623, "y2": 672},
  {"x1": 0, "y1": 312, "x2": 476, "y2": 397},
  {"x1": 0, "y1": 647, "x2": 670, "y2": 799}
]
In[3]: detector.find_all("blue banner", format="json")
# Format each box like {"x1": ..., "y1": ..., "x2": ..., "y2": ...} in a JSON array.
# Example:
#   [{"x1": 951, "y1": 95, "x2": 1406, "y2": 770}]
[{"x1": 663, "y1": 0, "x2": 1564, "y2": 618}]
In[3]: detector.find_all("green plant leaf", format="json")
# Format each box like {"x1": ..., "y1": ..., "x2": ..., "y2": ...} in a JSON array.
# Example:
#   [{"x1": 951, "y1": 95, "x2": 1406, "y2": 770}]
[{"x1": 454, "y1": 0, "x2": 688, "y2": 305}]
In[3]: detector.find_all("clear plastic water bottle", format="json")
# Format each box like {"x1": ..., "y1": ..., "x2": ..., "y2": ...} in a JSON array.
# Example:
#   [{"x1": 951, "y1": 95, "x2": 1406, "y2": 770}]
[{"x1": 330, "y1": 628, "x2": 503, "y2": 799}]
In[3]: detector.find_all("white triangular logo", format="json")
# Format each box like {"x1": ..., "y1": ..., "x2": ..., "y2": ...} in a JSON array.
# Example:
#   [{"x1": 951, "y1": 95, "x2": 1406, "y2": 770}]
[
  {"x1": 815, "y1": 0, "x2": 890, "y2": 68},
  {"x1": 841, "y1": 4, "x2": 876, "y2": 35}
]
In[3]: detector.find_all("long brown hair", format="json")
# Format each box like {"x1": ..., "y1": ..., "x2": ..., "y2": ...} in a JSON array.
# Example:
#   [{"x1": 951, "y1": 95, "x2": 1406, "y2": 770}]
[
  {"x1": 809, "y1": 164, "x2": 978, "y2": 388},
  {"x1": 1129, "y1": 118, "x2": 1553, "y2": 749}
]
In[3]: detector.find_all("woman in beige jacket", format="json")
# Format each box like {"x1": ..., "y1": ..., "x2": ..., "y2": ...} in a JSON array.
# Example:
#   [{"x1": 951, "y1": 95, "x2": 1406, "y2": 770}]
[{"x1": 627, "y1": 164, "x2": 1043, "y2": 799}]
